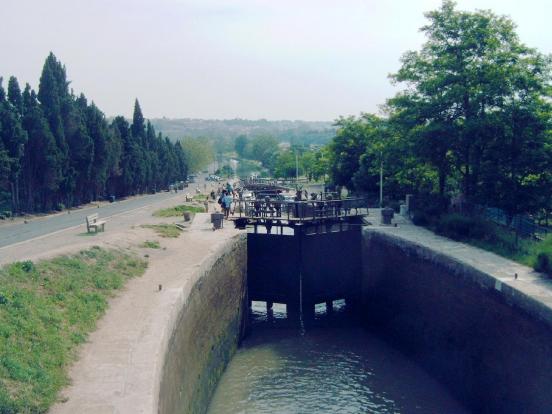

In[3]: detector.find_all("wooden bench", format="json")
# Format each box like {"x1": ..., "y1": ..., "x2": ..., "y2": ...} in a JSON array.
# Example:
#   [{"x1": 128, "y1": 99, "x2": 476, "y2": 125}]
[{"x1": 86, "y1": 213, "x2": 107, "y2": 233}]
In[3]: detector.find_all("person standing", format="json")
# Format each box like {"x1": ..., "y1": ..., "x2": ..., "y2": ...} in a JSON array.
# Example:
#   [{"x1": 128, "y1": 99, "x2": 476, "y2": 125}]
[{"x1": 223, "y1": 191, "x2": 233, "y2": 219}]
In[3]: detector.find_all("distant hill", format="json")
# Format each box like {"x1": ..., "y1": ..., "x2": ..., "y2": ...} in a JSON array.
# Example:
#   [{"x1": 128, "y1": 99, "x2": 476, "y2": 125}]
[{"x1": 149, "y1": 118, "x2": 336, "y2": 145}]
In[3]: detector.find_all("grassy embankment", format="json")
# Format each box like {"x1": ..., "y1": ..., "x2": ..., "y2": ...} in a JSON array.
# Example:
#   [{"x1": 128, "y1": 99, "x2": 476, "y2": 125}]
[
  {"x1": 153, "y1": 204, "x2": 204, "y2": 217},
  {"x1": 192, "y1": 194, "x2": 208, "y2": 201},
  {"x1": 143, "y1": 204, "x2": 205, "y2": 238},
  {"x1": 0, "y1": 247, "x2": 147, "y2": 413},
  {"x1": 414, "y1": 212, "x2": 552, "y2": 276}
]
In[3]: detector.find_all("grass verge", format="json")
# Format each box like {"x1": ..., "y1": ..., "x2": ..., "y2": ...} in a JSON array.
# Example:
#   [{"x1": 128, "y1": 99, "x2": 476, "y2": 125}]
[
  {"x1": 414, "y1": 212, "x2": 552, "y2": 276},
  {"x1": 141, "y1": 224, "x2": 183, "y2": 238},
  {"x1": 153, "y1": 204, "x2": 204, "y2": 217},
  {"x1": 0, "y1": 247, "x2": 147, "y2": 413},
  {"x1": 141, "y1": 240, "x2": 161, "y2": 249}
]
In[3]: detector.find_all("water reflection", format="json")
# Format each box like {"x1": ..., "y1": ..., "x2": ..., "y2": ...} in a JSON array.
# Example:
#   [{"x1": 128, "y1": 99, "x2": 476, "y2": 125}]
[{"x1": 207, "y1": 301, "x2": 467, "y2": 414}]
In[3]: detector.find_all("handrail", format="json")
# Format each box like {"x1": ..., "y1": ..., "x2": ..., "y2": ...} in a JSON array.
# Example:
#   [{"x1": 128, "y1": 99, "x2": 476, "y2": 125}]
[{"x1": 233, "y1": 197, "x2": 369, "y2": 222}]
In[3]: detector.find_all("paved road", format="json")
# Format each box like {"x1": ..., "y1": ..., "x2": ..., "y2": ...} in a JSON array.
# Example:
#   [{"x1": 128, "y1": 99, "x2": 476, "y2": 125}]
[
  {"x1": 0, "y1": 168, "x2": 233, "y2": 249},
  {"x1": 0, "y1": 191, "x2": 188, "y2": 248}
]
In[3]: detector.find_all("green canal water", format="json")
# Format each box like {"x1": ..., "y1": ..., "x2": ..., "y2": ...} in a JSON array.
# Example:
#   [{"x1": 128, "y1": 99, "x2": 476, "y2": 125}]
[{"x1": 207, "y1": 301, "x2": 467, "y2": 414}]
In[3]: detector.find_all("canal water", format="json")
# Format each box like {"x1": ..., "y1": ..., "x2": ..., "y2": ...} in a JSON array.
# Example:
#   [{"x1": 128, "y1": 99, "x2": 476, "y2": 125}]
[{"x1": 207, "y1": 301, "x2": 467, "y2": 414}]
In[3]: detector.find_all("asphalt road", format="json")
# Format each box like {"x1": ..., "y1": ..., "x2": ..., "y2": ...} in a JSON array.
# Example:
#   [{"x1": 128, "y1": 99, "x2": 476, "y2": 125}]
[
  {"x1": 0, "y1": 169, "x2": 227, "y2": 249},
  {"x1": 0, "y1": 191, "x2": 187, "y2": 249}
]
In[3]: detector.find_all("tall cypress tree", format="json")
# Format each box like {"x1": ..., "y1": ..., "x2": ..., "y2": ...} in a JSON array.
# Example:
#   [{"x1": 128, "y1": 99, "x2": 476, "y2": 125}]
[
  {"x1": 0, "y1": 77, "x2": 27, "y2": 212},
  {"x1": 7, "y1": 76, "x2": 23, "y2": 116},
  {"x1": 86, "y1": 101, "x2": 110, "y2": 200},
  {"x1": 112, "y1": 116, "x2": 136, "y2": 195},
  {"x1": 20, "y1": 85, "x2": 61, "y2": 211},
  {"x1": 38, "y1": 53, "x2": 70, "y2": 206},
  {"x1": 2, "y1": 55, "x2": 189, "y2": 213},
  {"x1": 129, "y1": 100, "x2": 147, "y2": 192}
]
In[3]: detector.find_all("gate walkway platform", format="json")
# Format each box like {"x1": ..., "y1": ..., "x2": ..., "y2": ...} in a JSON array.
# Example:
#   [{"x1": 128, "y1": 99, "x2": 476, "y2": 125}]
[{"x1": 230, "y1": 197, "x2": 369, "y2": 229}]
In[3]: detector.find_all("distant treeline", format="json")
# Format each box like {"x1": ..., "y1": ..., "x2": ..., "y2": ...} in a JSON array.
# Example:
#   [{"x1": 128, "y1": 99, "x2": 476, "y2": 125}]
[
  {"x1": 0, "y1": 53, "x2": 188, "y2": 214},
  {"x1": 149, "y1": 117, "x2": 335, "y2": 146},
  {"x1": 233, "y1": 135, "x2": 327, "y2": 181}
]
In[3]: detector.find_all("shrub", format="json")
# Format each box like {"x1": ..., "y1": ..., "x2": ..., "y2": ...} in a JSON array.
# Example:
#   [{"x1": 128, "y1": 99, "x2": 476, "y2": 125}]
[
  {"x1": 412, "y1": 211, "x2": 431, "y2": 226},
  {"x1": 410, "y1": 193, "x2": 450, "y2": 227},
  {"x1": 435, "y1": 213, "x2": 496, "y2": 242},
  {"x1": 415, "y1": 193, "x2": 450, "y2": 217},
  {"x1": 20, "y1": 260, "x2": 36, "y2": 273},
  {"x1": 534, "y1": 252, "x2": 552, "y2": 276}
]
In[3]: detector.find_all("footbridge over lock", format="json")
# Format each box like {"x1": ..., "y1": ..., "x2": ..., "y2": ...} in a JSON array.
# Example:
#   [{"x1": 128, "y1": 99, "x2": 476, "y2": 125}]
[{"x1": 232, "y1": 197, "x2": 369, "y2": 319}]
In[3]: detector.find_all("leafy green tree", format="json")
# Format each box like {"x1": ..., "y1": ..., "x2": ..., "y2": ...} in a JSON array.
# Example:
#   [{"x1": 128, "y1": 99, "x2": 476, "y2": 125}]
[
  {"x1": 328, "y1": 114, "x2": 383, "y2": 190},
  {"x1": 246, "y1": 135, "x2": 279, "y2": 170},
  {"x1": 234, "y1": 135, "x2": 248, "y2": 157},
  {"x1": 180, "y1": 137, "x2": 214, "y2": 173},
  {"x1": 388, "y1": 0, "x2": 552, "y2": 218},
  {"x1": 274, "y1": 150, "x2": 299, "y2": 178}
]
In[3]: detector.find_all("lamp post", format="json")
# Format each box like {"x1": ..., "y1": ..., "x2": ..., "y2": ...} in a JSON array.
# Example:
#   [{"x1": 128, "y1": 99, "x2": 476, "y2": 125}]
[
  {"x1": 295, "y1": 151, "x2": 299, "y2": 183},
  {"x1": 379, "y1": 151, "x2": 383, "y2": 208}
]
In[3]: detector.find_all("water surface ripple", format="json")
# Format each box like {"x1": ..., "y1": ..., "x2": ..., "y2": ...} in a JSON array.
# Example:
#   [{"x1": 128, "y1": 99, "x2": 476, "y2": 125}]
[{"x1": 207, "y1": 302, "x2": 467, "y2": 414}]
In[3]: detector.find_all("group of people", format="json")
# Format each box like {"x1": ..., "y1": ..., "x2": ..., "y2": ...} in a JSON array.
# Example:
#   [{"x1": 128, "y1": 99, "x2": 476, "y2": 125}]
[{"x1": 212, "y1": 182, "x2": 239, "y2": 219}]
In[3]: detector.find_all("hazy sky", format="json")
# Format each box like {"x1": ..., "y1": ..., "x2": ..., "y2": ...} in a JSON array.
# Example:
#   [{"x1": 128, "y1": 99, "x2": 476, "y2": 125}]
[{"x1": 1, "y1": 0, "x2": 551, "y2": 121}]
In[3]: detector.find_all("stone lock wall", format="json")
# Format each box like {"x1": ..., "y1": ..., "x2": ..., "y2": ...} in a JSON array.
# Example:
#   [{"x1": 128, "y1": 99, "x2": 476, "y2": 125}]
[
  {"x1": 158, "y1": 234, "x2": 247, "y2": 414},
  {"x1": 362, "y1": 230, "x2": 552, "y2": 414}
]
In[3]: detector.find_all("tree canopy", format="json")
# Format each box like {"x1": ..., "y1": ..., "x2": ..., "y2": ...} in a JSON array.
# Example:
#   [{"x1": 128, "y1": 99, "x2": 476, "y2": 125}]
[
  {"x1": 0, "y1": 54, "x2": 189, "y2": 213},
  {"x1": 326, "y1": 1, "x2": 552, "y2": 220}
]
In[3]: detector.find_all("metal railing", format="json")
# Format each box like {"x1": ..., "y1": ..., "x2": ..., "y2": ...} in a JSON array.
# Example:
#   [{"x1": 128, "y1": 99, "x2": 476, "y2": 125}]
[
  {"x1": 233, "y1": 197, "x2": 368, "y2": 222},
  {"x1": 472, "y1": 204, "x2": 550, "y2": 239}
]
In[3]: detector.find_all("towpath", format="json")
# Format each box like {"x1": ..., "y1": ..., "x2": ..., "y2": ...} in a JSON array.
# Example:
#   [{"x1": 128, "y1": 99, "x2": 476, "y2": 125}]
[
  {"x1": 43, "y1": 211, "x2": 239, "y2": 413},
  {"x1": 367, "y1": 209, "x2": 552, "y2": 322}
]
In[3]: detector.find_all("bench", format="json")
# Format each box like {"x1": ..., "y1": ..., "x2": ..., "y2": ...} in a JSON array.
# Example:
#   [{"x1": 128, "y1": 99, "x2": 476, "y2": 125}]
[{"x1": 86, "y1": 213, "x2": 107, "y2": 233}]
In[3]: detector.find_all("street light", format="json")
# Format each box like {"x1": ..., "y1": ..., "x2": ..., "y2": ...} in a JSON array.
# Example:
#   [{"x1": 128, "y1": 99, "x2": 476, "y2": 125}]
[
  {"x1": 379, "y1": 151, "x2": 383, "y2": 208},
  {"x1": 295, "y1": 151, "x2": 299, "y2": 183}
]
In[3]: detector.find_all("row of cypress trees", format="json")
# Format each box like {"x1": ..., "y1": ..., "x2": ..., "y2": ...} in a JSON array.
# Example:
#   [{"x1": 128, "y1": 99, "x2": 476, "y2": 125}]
[{"x1": 0, "y1": 53, "x2": 188, "y2": 213}]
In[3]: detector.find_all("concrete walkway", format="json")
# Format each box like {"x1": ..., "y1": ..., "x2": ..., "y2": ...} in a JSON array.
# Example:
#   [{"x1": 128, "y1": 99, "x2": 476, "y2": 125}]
[
  {"x1": 366, "y1": 209, "x2": 552, "y2": 324},
  {"x1": 49, "y1": 213, "x2": 240, "y2": 413}
]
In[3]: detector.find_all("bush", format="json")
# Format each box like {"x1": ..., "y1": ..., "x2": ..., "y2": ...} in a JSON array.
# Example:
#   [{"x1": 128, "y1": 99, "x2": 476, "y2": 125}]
[
  {"x1": 529, "y1": 234, "x2": 552, "y2": 277},
  {"x1": 0, "y1": 210, "x2": 12, "y2": 219},
  {"x1": 435, "y1": 213, "x2": 495, "y2": 242},
  {"x1": 55, "y1": 203, "x2": 65, "y2": 212},
  {"x1": 412, "y1": 211, "x2": 431, "y2": 226},
  {"x1": 415, "y1": 193, "x2": 450, "y2": 217},
  {"x1": 534, "y1": 252, "x2": 552, "y2": 276},
  {"x1": 410, "y1": 193, "x2": 450, "y2": 227},
  {"x1": 20, "y1": 260, "x2": 35, "y2": 273}
]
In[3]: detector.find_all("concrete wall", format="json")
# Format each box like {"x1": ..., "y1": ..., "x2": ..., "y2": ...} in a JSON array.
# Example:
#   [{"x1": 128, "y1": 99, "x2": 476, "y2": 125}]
[
  {"x1": 158, "y1": 234, "x2": 247, "y2": 414},
  {"x1": 362, "y1": 230, "x2": 552, "y2": 414}
]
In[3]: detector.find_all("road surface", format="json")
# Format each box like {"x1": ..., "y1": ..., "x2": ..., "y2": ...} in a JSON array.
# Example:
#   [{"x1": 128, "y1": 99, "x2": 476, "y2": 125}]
[
  {"x1": 0, "y1": 192, "x2": 188, "y2": 248},
  {"x1": 0, "y1": 170, "x2": 224, "y2": 248}
]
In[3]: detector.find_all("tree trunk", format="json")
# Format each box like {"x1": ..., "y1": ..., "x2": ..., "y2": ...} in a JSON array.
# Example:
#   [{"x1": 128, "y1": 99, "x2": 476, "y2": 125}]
[
  {"x1": 438, "y1": 169, "x2": 446, "y2": 196},
  {"x1": 10, "y1": 181, "x2": 16, "y2": 214}
]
